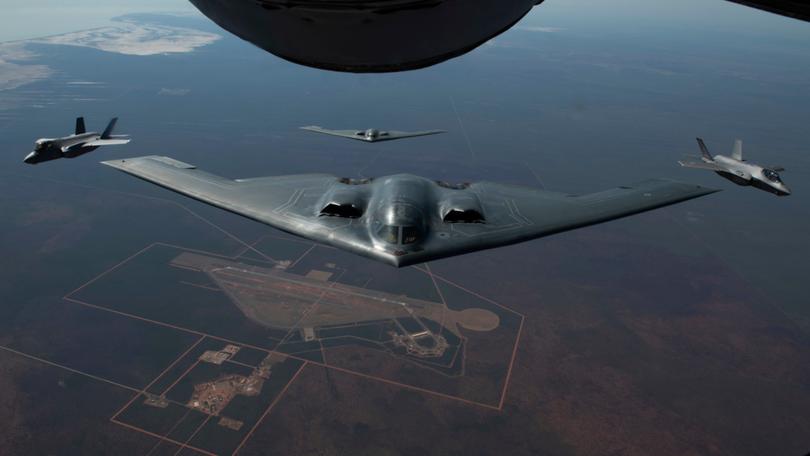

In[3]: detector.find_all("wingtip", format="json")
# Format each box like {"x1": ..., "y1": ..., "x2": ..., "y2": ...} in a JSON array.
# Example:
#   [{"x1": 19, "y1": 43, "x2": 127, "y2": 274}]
[{"x1": 100, "y1": 159, "x2": 125, "y2": 169}]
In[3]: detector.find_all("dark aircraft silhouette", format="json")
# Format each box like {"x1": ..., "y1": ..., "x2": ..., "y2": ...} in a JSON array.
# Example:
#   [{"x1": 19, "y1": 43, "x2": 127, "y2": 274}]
[
  {"x1": 188, "y1": 0, "x2": 808, "y2": 74},
  {"x1": 24, "y1": 117, "x2": 129, "y2": 165},
  {"x1": 727, "y1": 1, "x2": 810, "y2": 22},
  {"x1": 188, "y1": 0, "x2": 544, "y2": 73}
]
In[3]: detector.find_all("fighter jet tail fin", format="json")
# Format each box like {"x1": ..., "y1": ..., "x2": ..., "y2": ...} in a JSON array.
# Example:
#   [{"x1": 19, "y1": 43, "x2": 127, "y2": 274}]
[
  {"x1": 75, "y1": 117, "x2": 86, "y2": 135},
  {"x1": 101, "y1": 117, "x2": 119, "y2": 139},
  {"x1": 731, "y1": 139, "x2": 743, "y2": 161},
  {"x1": 696, "y1": 137, "x2": 713, "y2": 161}
]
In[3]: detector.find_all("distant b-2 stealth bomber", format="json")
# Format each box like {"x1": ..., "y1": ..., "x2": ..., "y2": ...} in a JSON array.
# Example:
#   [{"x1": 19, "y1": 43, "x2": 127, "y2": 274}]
[
  {"x1": 24, "y1": 117, "x2": 129, "y2": 164},
  {"x1": 301, "y1": 126, "x2": 445, "y2": 143},
  {"x1": 679, "y1": 138, "x2": 790, "y2": 196},
  {"x1": 103, "y1": 155, "x2": 717, "y2": 267}
]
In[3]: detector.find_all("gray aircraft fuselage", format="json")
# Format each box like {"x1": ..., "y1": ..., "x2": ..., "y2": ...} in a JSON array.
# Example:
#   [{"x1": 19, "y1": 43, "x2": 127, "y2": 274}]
[
  {"x1": 24, "y1": 117, "x2": 129, "y2": 165},
  {"x1": 25, "y1": 132, "x2": 102, "y2": 164},
  {"x1": 361, "y1": 129, "x2": 384, "y2": 141},
  {"x1": 680, "y1": 138, "x2": 790, "y2": 196},
  {"x1": 711, "y1": 155, "x2": 790, "y2": 196}
]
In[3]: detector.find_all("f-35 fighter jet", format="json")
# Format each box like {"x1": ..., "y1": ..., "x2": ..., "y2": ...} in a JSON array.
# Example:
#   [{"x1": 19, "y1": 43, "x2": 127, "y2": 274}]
[
  {"x1": 103, "y1": 155, "x2": 717, "y2": 267},
  {"x1": 24, "y1": 117, "x2": 130, "y2": 164},
  {"x1": 679, "y1": 138, "x2": 790, "y2": 196},
  {"x1": 301, "y1": 126, "x2": 445, "y2": 143}
]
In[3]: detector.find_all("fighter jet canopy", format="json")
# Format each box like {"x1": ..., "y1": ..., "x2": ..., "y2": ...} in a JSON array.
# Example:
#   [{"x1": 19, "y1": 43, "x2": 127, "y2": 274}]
[
  {"x1": 762, "y1": 169, "x2": 783, "y2": 183},
  {"x1": 188, "y1": 0, "x2": 544, "y2": 72}
]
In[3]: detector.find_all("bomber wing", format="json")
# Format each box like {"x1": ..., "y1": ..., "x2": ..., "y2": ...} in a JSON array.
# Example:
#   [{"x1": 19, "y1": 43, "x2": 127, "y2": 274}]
[
  {"x1": 381, "y1": 130, "x2": 445, "y2": 141},
  {"x1": 300, "y1": 126, "x2": 364, "y2": 140},
  {"x1": 101, "y1": 155, "x2": 378, "y2": 258},
  {"x1": 398, "y1": 179, "x2": 719, "y2": 266}
]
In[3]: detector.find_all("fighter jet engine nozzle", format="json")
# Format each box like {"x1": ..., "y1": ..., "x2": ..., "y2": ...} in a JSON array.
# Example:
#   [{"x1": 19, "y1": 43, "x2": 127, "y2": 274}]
[{"x1": 189, "y1": 0, "x2": 543, "y2": 72}]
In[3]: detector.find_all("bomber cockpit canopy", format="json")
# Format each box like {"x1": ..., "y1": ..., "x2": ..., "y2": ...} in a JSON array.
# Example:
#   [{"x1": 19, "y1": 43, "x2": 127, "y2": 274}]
[
  {"x1": 364, "y1": 129, "x2": 380, "y2": 139},
  {"x1": 763, "y1": 169, "x2": 782, "y2": 183},
  {"x1": 375, "y1": 202, "x2": 425, "y2": 246},
  {"x1": 377, "y1": 225, "x2": 420, "y2": 245}
]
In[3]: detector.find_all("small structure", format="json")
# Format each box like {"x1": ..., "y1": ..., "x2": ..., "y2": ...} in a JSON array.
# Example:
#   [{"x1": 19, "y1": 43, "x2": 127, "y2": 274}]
[
  {"x1": 222, "y1": 344, "x2": 241, "y2": 355},
  {"x1": 143, "y1": 394, "x2": 169, "y2": 409},
  {"x1": 200, "y1": 350, "x2": 229, "y2": 365},
  {"x1": 305, "y1": 270, "x2": 333, "y2": 282},
  {"x1": 392, "y1": 331, "x2": 449, "y2": 358},
  {"x1": 218, "y1": 417, "x2": 244, "y2": 431}
]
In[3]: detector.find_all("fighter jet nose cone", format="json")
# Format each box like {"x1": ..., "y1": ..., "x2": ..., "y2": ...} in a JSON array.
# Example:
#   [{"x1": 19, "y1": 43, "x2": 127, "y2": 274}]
[
  {"x1": 189, "y1": 0, "x2": 541, "y2": 72},
  {"x1": 23, "y1": 152, "x2": 37, "y2": 164}
]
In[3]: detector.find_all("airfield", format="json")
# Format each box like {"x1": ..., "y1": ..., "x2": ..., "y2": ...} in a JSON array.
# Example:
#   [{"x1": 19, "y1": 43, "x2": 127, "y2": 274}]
[{"x1": 41, "y1": 230, "x2": 523, "y2": 455}]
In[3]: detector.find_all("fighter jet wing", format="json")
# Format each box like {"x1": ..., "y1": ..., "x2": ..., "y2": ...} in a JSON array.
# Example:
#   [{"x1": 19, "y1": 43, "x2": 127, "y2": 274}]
[
  {"x1": 678, "y1": 159, "x2": 724, "y2": 171},
  {"x1": 84, "y1": 139, "x2": 131, "y2": 146},
  {"x1": 101, "y1": 155, "x2": 375, "y2": 255},
  {"x1": 300, "y1": 126, "x2": 364, "y2": 140}
]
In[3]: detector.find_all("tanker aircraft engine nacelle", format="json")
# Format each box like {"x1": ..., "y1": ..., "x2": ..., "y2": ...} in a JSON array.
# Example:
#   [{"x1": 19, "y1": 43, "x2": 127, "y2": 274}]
[{"x1": 188, "y1": 0, "x2": 545, "y2": 73}]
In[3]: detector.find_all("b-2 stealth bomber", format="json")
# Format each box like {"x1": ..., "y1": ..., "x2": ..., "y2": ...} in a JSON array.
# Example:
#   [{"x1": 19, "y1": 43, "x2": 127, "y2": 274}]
[
  {"x1": 103, "y1": 155, "x2": 717, "y2": 267},
  {"x1": 301, "y1": 126, "x2": 445, "y2": 143},
  {"x1": 24, "y1": 117, "x2": 129, "y2": 165},
  {"x1": 679, "y1": 138, "x2": 790, "y2": 196}
]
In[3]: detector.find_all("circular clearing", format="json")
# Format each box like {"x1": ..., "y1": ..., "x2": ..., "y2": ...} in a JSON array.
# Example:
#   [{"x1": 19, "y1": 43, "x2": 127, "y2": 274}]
[{"x1": 455, "y1": 308, "x2": 500, "y2": 332}]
